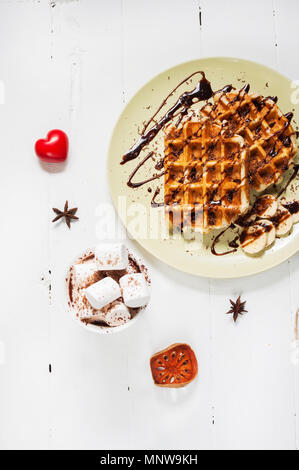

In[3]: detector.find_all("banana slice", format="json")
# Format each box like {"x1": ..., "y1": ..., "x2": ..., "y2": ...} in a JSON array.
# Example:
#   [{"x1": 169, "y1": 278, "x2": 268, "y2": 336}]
[
  {"x1": 281, "y1": 200, "x2": 299, "y2": 224},
  {"x1": 235, "y1": 209, "x2": 257, "y2": 227},
  {"x1": 240, "y1": 224, "x2": 267, "y2": 255},
  {"x1": 271, "y1": 203, "x2": 293, "y2": 237},
  {"x1": 256, "y1": 220, "x2": 276, "y2": 247},
  {"x1": 253, "y1": 194, "x2": 278, "y2": 219}
]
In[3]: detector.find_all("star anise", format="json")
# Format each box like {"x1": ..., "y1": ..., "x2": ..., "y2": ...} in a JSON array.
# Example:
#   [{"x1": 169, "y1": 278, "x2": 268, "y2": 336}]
[
  {"x1": 226, "y1": 295, "x2": 247, "y2": 322},
  {"x1": 52, "y1": 200, "x2": 79, "y2": 229}
]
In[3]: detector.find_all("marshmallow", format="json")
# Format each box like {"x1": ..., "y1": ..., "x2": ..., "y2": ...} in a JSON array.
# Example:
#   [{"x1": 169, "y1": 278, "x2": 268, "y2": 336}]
[
  {"x1": 85, "y1": 277, "x2": 121, "y2": 310},
  {"x1": 102, "y1": 301, "x2": 131, "y2": 327},
  {"x1": 95, "y1": 243, "x2": 128, "y2": 271},
  {"x1": 120, "y1": 273, "x2": 150, "y2": 308},
  {"x1": 74, "y1": 291, "x2": 105, "y2": 323},
  {"x1": 73, "y1": 261, "x2": 101, "y2": 288}
]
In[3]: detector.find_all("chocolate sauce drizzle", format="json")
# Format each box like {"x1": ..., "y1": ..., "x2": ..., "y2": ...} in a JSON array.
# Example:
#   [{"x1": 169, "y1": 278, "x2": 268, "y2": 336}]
[
  {"x1": 282, "y1": 200, "x2": 299, "y2": 215},
  {"x1": 151, "y1": 187, "x2": 164, "y2": 208},
  {"x1": 210, "y1": 225, "x2": 239, "y2": 256},
  {"x1": 228, "y1": 235, "x2": 240, "y2": 249},
  {"x1": 141, "y1": 71, "x2": 208, "y2": 135},
  {"x1": 121, "y1": 71, "x2": 213, "y2": 165},
  {"x1": 239, "y1": 226, "x2": 264, "y2": 245},
  {"x1": 154, "y1": 158, "x2": 164, "y2": 170},
  {"x1": 127, "y1": 152, "x2": 164, "y2": 188}
]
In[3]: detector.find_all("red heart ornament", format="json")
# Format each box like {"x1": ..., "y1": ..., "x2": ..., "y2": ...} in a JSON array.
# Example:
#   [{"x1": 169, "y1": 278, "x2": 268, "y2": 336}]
[{"x1": 35, "y1": 129, "x2": 69, "y2": 163}]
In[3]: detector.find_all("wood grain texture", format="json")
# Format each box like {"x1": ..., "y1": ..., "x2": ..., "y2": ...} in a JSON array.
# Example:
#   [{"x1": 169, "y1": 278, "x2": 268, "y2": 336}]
[{"x1": 0, "y1": 0, "x2": 298, "y2": 450}]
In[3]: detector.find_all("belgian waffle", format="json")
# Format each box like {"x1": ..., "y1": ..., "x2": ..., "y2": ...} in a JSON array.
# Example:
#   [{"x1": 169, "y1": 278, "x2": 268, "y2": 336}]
[
  {"x1": 200, "y1": 86, "x2": 297, "y2": 191},
  {"x1": 164, "y1": 119, "x2": 250, "y2": 235}
]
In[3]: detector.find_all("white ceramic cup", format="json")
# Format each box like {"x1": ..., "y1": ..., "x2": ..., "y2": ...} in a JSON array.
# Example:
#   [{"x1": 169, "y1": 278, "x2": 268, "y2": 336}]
[{"x1": 66, "y1": 246, "x2": 150, "y2": 335}]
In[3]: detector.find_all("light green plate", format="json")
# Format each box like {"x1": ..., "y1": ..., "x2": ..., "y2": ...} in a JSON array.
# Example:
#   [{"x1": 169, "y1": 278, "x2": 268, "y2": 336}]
[{"x1": 108, "y1": 57, "x2": 299, "y2": 278}]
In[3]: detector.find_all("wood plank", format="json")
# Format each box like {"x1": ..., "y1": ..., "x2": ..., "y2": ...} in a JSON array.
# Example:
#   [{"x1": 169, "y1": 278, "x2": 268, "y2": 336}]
[
  {"x1": 46, "y1": 0, "x2": 132, "y2": 450},
  {"x1": 201, "y1": 0, "x2": 296, "y2": 450},
  {"x1": 0, "y1": 0, "x2": 51, "y2": 449}
]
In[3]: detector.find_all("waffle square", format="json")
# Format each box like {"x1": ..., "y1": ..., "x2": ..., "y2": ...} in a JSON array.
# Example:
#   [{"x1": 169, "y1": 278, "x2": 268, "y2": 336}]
[
  {"x1": 200, "y1": 88, "x2": 296, "y2": 191},
  {"x1": 164, "y1": 120, "x2": 250, "y2": 235}
]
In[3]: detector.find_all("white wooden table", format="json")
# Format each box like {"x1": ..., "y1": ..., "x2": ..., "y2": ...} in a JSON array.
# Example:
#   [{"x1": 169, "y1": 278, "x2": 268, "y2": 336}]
[{"x1": 0, "y1": 0, "x2": 298, "y2": 450}]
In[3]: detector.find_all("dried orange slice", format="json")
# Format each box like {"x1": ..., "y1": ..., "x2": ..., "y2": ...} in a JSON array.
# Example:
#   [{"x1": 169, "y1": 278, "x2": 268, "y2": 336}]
[{"x1": 150, "y1": 343, "x2": 198, "y2": 388}]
